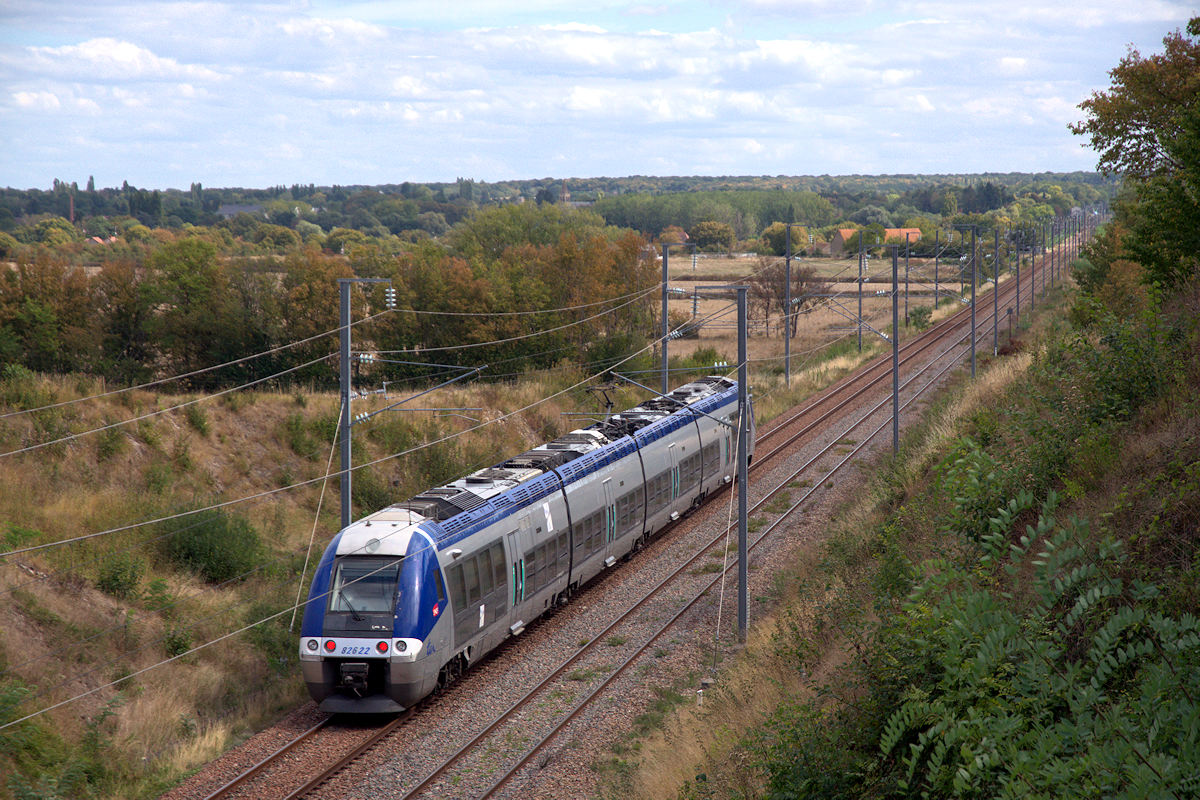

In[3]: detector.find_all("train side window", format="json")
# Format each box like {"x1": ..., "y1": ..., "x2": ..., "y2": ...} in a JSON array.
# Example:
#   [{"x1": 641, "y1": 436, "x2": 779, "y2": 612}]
[
  {"x1": 490, "y1": 542, "x2": 507, "y2": 591},
  {"x1": 587, "y1": 512, "x2": 601, "y2": 552},
  {"x1": 464, "y1": 558, "x2": 481, "y2": 606},
  {"x1": 434, "y1": 567, "x2": 447, "y2": 606},
  {"x1": 479, "y1": 547, "x2": 494, "y2": 598},
  {"x1": 525, "y1": 547, "x2": 539, "y2": 593},
  {"x1": 447, "y1": 563, "x2": 466, "y2": 611}
]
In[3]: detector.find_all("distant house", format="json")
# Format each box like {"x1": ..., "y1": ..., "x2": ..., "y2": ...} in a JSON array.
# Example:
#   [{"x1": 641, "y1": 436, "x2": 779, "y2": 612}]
[
  {"x1": 216, "y1": 203, "x2": 265, "y2": 219},
  {"x1": 831, "y1": 227, "x2": 922, "y2": 256}
]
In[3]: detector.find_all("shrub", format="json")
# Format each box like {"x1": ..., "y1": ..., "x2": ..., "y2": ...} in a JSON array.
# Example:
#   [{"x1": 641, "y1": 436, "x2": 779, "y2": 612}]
[
  {"x1": 95, "y1": 422, "x2": 126, "y2": 462},
  {"x1": 909, "y1": 305, "x2": 933, "y2": 330},
  {"x1": 184, "y1": 403, "x2": 209, "y2": 436},
  {"x1": 160, "y1": 509, "x2": 263, "y2": 584},
  {"x1": 0, "y1": 364, "x2": 54, "y2": 410},
  {"x1": 95, "y1": 551, "x2": 143, "y2": 600},
  {"x1": 283, "y1": 413, "x2": 316, "y2": 457},
  {"x1": 244, "y1": 601, "x2": 294, "y2": 674},
  {"x1": 351, "y1": 465, "x2": 395, "y2": 513},
  {"x1": 162, "y1": 627, "x2": 191, "y2": 658}
]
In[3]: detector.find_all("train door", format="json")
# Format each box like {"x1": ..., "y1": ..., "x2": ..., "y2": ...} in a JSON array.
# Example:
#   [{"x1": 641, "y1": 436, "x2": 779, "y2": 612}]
[
  {"x1": 668, "y1": 442, "x2": 681, "y2": 511},
  {"x1": 601, "y1": 478, "x2": 618, "y2": 566},
  {"x1": 724, "y1": 426, "x2": 734, "y2": 474},
  {"x1": 506, "y1": 519, "x2": 530, "y2": 628}
]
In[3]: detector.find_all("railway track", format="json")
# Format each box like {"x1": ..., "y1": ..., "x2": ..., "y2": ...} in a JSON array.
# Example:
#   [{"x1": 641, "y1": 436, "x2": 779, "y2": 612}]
[{"x1": 192, "y1": 236, "x2": 1083, "y2": 800}]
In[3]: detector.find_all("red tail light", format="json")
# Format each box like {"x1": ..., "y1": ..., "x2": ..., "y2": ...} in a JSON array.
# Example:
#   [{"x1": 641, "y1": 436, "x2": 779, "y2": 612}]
[
  {"x1": 376, "y1": 641, "x2": 389, "y2": 653},
  {"x1": 324, "y1": 639, "x2": 336, "y2": 652}
]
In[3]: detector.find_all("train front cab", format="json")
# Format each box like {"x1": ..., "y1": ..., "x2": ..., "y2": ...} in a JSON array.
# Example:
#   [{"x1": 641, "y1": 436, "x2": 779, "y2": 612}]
[{"x1": 299, "y1": 523, "x2": 450, "y2": 713}]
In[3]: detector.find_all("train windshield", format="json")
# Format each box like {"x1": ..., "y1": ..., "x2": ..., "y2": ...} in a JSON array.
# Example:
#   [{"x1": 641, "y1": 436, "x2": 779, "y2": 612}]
[{"x1": 329, "y1": 557, "x2": 402, "y2": 614}]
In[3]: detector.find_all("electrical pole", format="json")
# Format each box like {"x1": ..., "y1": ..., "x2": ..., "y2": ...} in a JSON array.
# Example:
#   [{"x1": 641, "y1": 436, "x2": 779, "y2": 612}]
[
  {"x1": 891, "y1": 247, "x2": 899, "y2": 453},
  {"x1": 1013, "y1": 227, "x2": 1020, "y2": 322},
  {"x1": 736, "y1": 286, "x2": 749, "y2": 643},
  {"x1": 660, "y1": 242, "x2": 695, "y2": 395},
  {"x1": 955, "y1": 225, "x2": 977, "y2": 378},
  {"x1": 934, "y1": 229, "x2": 939, "y2": 307},
  {"x1": 904, "y1": 231, "x2": 913, "y2": 327},
  {"x1": 784, "y1": 225, "x2": 792, "y2": 386},
  {"x1": 971, "y1": 226, "x2": 976, "y2": 378},
  {"x1": 338, "y1": 277, "x2": 392, "y2": 529},
  {"x1": 661, "y1": 244, "x2": 670, "y2": 396},
  {"x1": 857, "y1": 232, "x2": 864, "y2": 352},
  {"x1": 993, "y1": 227, "x2": 999, "y2": 356},
  {"x1": 1029, "y1": 226, "x2": 1036, "y2": 314}
]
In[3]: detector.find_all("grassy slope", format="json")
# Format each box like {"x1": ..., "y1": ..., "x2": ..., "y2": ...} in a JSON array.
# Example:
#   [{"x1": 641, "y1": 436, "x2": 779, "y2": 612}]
[
  {"x1": 611, "y1": 282, "x2": 1200, "y2": 798},
  {"x1": 0, "y1": 369, "x2": 661, "y2": 799}
]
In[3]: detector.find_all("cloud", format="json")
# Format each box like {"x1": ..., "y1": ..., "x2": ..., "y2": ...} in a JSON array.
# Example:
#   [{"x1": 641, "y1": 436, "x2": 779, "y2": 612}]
[
  {"x1": 24, "y1": 38, "x2": 223, "y2": 83},
  {"x1": 13, "y1": 91, "x2": 60, "y2": 111},
  {"x1": 1, "y1": 0, "x2": 1194, "y2": 187}
]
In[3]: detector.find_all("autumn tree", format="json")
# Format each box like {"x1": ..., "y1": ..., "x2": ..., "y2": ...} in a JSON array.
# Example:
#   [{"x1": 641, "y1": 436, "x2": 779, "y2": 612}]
[
  {"x1": 1070, "y1": 18, "x2": 1200, "y2": 179},
  {"x1": 1072, "y1": 17, "x2": 1200, "y2": 290}
]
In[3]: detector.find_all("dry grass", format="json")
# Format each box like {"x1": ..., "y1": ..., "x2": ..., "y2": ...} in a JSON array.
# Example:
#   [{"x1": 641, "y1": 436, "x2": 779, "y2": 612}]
[{"x1": 0, "y1": 367, "x2": 653, "y2": 796}]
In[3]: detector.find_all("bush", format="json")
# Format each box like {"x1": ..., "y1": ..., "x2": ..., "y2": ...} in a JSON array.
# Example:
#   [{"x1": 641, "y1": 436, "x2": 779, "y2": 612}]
[
  {"x1": 244, "y1": 601, "x2": 295, "y2": 674},
  {"x1": 160, "y1": 509, "x2": 263, "y2": 584},
  {"x1": 184, "y1": 403, "x2": 209, "y2": 436},
  {"x1": 283, "y1": 413, "x2": 316, "y2": 457},
  {"x1": 95, "y1": 422, "x2": 126, "y2": 462},
  {"x1": 162, "y1": 627, "x2": 191, "y2": 658},
  {"x1": 95, "y1": 551, "x2": 143, "y2": 600}
]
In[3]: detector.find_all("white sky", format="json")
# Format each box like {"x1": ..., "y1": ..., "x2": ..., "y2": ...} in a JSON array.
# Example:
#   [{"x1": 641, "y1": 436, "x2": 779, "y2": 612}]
[{"x1": 0, "y1": 1, "x2": 1193, "y2": 190}]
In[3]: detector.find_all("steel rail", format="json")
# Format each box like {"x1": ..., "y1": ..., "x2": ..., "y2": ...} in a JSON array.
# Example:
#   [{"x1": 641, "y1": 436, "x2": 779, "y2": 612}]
[{"x1": 201, "y1": 718, "x2": 330, "y2": 800}]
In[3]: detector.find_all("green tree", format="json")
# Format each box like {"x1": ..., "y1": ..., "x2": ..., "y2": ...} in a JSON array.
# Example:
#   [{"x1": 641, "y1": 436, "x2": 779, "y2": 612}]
[
  {"x1": 1070, "y1": 18, "x2": 1200, "y2": 178},
  {"x1": 447, "y1": 203, "x2": 611, "y2": 260},
  {"x1": 761, "y1": 222, "x2": 809, "y2": 256},
  {"x1": 324, "y1": 227, "x2": 368, "y2": 254},
  {"x1": 94, "y1": 259, "x2": 156, "y2": 384},
  {"x1": 147, "y1": 238, "x2": 232, "y2": 383},
  {"x1": 253, "y1": 223, "x2": 301, "y2": 251},
  {"x1": 1122, "y1": 104, "x2": 1200, "y2": 289},
  {"x1": 688, "y1": 220, "x2": 735, "y2": 252}
]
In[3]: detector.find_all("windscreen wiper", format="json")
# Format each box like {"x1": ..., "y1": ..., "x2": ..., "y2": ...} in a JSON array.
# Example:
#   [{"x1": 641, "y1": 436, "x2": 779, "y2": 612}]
[{"x1": 338, "y1": 589, "x2": 364, "y2": 621}]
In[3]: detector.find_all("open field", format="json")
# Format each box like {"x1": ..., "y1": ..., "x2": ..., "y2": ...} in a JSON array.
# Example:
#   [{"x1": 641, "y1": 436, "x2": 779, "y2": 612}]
[{"x1": 663, "y1": 252, "x2": 984, "y2": 367}]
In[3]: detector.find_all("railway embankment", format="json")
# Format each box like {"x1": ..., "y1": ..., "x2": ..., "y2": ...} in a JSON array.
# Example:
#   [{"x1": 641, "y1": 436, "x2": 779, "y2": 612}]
[{"x1": 620, "y1": 280, "x2": 1200, "y2": 799}]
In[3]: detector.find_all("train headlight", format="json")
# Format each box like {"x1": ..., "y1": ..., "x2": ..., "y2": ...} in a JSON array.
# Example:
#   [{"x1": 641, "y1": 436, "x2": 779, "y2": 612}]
[
  {"x1": 394, "y1": 640, "x2": 407, "y2": 653},
  {"x1": 306, "y1": 639, "x2": 319, "y2": 651},
  {"x1": 324, "y1": 640, "x2": 337, "y2": 652}
]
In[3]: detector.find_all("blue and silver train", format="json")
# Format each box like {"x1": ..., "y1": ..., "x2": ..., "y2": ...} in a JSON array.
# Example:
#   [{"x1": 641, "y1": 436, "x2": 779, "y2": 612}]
[{"x1": 299, "y1": 377, "x2": 754, "y2": 713}]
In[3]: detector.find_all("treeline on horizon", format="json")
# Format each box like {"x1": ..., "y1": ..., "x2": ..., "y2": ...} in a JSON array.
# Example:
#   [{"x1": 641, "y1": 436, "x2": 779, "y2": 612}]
[
  {"x1": 0, "y1": 171, "x2": 1114, "y2": 394},
  {"x1": 0, "y1": 171, "x2": 1114, "y2": 243}
]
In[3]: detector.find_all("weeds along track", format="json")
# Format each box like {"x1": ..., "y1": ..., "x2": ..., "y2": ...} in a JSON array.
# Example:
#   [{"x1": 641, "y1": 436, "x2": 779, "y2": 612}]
[{"x1": 176, "y1": 247, "x2": 1070, "y2": 800}]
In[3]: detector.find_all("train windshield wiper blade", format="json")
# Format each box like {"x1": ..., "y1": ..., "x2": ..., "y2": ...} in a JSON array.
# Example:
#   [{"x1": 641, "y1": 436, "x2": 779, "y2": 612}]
[{"x1": 338, "y1": 590, "x2": 364, "y2": 621}]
